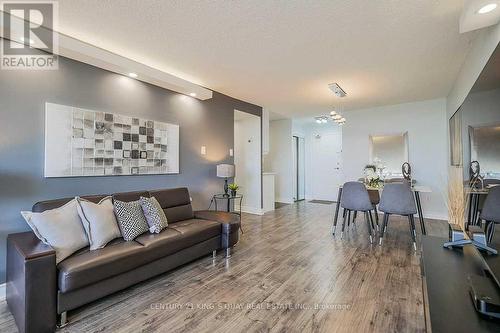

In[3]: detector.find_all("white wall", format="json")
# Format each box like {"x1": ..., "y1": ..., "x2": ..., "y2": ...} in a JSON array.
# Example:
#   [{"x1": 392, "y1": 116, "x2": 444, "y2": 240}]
[
  {"x1": 342, "y1": 98, "x2": 448, "y2": 220},
  {"x1": 234, "y1": 112, "x2": 262, "y2": 214},
  {"x1": 265, "y1": 119, "x2": 294, "y2": 203}
]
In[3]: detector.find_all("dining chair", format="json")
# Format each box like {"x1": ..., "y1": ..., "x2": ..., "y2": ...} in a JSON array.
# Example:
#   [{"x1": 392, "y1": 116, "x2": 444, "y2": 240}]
[
  {"x1": 378, "y1": 182, "x2": 418, "y2": 250},
  {"x1": 481, "y1": 186, "x2": 500, "y2": 244},
  {"x1": 368, "y1": 190, "x2": 380, "y2": 230},
  {"x1": 338, "y1": 181, "x2": 376, "y2": 243}
]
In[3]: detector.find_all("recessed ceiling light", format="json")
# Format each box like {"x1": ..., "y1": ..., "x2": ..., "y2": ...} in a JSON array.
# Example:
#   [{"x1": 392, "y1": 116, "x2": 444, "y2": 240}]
[
  {"x1": 20, "y1": 37, "x2": 34, "y2": 44},
  {"x1": 478, "y1": 3, "x2": 497, "y2": 14},
  {"x1": 189, "y1": 92, "x2": 197, "y2": 97},
  {"x1": 128, "y1": 72, "x2": 138, "y2": 78},
  {"x1": 330, "y1": 111, "x2": 337, "y2": 116}
]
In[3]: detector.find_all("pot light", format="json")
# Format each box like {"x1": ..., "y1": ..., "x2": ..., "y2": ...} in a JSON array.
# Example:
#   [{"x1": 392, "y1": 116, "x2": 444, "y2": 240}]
[
  {"x1": 128, "y1": 72, "x2": 138, "y2": 78},
  {"x1": 478, "y1": 3, "x2": 497, "y2": 14},
  {"x1": 20, "y1": 37, "x2": 34, "y2": 44},
  {"x1": 189, "y1": 92, "x2": 197, "y2": 97}
]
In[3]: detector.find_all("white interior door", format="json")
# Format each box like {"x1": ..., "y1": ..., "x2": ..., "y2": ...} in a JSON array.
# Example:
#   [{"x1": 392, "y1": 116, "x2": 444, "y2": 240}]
[{"x1": 311, "y1": 132, "x2": 342, "y2": 201}]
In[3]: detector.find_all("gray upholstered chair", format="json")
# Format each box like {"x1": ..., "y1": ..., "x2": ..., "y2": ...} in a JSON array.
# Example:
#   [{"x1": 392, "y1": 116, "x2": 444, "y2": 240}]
[
  {"x1": 378, "y1": 182, "x2": 418, "y2": 250},
  {"x1": 481, "y1": 186, "x2": 500, "y2": 244},
  {"x1": 368, "y1": 190, "x2": 380, "y2": 230},
  {"x1": 338, "y1": 181, "x2": 376, "y2": 243}
]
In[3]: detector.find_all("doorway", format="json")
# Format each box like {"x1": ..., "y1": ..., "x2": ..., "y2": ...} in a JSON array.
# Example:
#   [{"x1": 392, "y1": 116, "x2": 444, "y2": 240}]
[
  {"x1": 292, "y1": 136, "x2": 305, "y2": 201},
  {"x1": 310, "y1": 131, "x2": 342, "y2": 201},
  {"x1": 234, "y1": 110, "x2": 262, "y2": 214}
]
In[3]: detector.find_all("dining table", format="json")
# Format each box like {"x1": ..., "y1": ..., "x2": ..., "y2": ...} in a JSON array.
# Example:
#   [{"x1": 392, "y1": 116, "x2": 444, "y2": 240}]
[{"x1": 332, "y1": 184, "x2": 432, "y2": 235}]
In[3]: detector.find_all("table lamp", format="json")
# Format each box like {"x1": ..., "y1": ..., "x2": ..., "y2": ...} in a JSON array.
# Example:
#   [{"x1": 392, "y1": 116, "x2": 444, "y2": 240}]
[{"x1": 217, "y1": 164, "x2": 235, "y2": 197}]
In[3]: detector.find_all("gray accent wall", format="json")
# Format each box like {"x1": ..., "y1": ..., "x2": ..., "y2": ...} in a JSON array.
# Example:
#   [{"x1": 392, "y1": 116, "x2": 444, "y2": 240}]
[{"x1": 0, "y1": 55, "x2": 262, "y2": 283}]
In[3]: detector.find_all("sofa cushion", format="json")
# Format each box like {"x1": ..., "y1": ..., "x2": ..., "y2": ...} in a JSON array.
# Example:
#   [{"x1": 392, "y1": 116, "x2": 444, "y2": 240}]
[
  {"x1": 140, "y1": 196, "x2": 168, "y2": 233},
  {"x1": 150, "y1": 188, "x2": 193, "y2": 223},
  {"x1": 32, "y1": 195, "x2": 108, "y2": 213},
  {"x1": 21, "y1": 199, "x2": 89, "y2": 264},
  {"x1": 57, "y1": 239, "x2": 145, "y2": 292},
  {"x1": 113, "y1": 200, "x2": 149, "y2": 241},
  {"x1": 135, "y1": 219, "x2": 221, "y2": 262},
  {"x1": 168, "y1": 219, "x2": 221, "y2": 244}
]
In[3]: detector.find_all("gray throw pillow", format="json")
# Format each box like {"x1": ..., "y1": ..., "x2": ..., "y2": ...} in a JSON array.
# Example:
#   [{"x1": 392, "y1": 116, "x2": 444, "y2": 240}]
[
  {"x1": 113, "y1": 199, "x2": 149, "y2": 241},
  {"x1": 21, "y1": 199, "x2": 89, "y2": 263},
  {"x1": 139, "y1": 196, "x2": 168, "y2": 233},
  {"x1": 76, "y1": 196, "x2": 122, "y2": 250}
]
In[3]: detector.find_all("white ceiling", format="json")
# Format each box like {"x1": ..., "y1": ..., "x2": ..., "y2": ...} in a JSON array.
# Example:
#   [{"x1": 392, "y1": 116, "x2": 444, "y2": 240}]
[{"x1": 57, "y1": 1, "x2": 477, "y2": 117}]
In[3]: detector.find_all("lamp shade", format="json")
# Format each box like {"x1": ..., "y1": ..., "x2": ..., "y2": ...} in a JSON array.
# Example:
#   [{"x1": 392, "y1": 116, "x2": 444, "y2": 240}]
[{"x1": 217, "y1": 164, "x2": 235, "y2": 178}]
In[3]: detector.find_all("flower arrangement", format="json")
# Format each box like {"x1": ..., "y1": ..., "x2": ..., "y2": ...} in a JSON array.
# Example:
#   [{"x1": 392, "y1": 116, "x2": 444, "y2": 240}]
[{"x1": 364, "y1": 165, "x2": 383, "y2": 188}]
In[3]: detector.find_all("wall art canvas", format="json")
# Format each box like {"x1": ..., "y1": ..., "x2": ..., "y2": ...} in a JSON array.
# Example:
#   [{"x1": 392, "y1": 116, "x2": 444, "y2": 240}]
[{"x1": 45, "y1": 102, "x2": 179, "y2": 177}]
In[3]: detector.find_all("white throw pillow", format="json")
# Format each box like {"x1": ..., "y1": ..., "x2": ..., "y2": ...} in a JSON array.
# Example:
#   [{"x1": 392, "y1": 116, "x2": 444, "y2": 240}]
[
  {"x1": 21, "y1": 199, "x2": 89, "y2": 263},
  {"x1": 76, "y1": 196, "x2": 122, "y2": 250}
]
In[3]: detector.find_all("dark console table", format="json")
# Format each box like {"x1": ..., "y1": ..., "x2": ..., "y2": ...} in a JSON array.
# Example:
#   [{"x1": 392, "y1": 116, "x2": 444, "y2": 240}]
[{"x1": 421, "y1": 236, "x2": 500, "y2": 332}]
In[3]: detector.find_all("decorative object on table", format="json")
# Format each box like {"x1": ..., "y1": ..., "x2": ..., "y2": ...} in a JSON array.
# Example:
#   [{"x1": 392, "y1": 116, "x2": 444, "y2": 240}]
[
  {"x1": 228, "y1": 183, "x2": 239, "y2": 197},
  {"x1": 44, "y1": 102, "x2": 180, "y2": 177},
  {"x1": 402, "y1": 162, "x2": 412, "y2": 181},
  {"x1": 446, "y1": 166, "x2": 466, "y2": 229},
  {"x1": 364, "y1": 164, "x2": 383, "y2": 188},
  {"x1": 216, "y1": 164, "x2": 235, "y2": 197},
  {"x1": 469, "y1": 160, "x2": 484, "y2": 189}
]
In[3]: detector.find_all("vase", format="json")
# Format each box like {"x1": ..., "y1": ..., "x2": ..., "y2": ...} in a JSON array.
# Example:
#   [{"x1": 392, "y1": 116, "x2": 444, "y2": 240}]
[{"x1": 231, "y1": 190, "x2": 237, "y2": 197}]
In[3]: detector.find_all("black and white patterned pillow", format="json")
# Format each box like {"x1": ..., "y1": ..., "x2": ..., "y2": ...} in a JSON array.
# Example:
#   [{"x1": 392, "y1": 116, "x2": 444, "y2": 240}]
[
  {"x1": 113, "y1": 199, "x2": 149, "y2": 241},
  {"x1": 139, "y1": 196, "x2": 168, "y2": 233}
]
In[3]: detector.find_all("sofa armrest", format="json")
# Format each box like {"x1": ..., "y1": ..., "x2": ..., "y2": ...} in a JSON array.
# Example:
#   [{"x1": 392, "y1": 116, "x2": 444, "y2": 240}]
[
  {"x1": 7, "y1": 232, "x2": 57, "y2": 333},
  {"x1": 194, "y1": 210, "x2": 240, "y2": 248}
]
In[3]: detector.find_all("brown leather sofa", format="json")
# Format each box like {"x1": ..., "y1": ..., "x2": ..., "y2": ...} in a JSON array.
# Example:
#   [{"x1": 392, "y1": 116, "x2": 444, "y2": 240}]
[{"x1": 6, "y1": 187, "x2": 240, "y2": 333}]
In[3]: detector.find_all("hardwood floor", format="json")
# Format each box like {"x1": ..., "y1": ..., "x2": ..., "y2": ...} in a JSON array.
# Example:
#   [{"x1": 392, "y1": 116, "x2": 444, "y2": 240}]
[{"x1": 0, "y1": 202, "x2": 448, "y2": 333}]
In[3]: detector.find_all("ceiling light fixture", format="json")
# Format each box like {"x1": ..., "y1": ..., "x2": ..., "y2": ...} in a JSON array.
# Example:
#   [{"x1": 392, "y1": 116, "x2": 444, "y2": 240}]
[
  {"x1": 478, "y1": 3, "x2": 497, "y2": 14},
  {"x1": 330, "y1": 111, "x2": 337, "y2": 116},
  {"x1": 316, "y1": 119, "x2": 322, "y2": 124},
  {"x1": 20, "y1": 36, "x2": 34, "y2": 44},
  {"x1": 328, "y1": 83, "x2": 347, "y2": 98},
  {"x1": 128, "y1": 72, "x2": 138, "y2": 78},
  {"x1": 189, "y1": 92, "x2": 197, "y2": 97}
]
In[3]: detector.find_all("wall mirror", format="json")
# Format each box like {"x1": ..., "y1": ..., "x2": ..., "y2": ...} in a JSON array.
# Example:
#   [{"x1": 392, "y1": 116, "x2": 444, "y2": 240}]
[
  {"x1": 369, "y1": 132, "x2": 409, "y2": 176},
  {"x1": 454, "y1": 43, "x2": 500, "y2": 181}
]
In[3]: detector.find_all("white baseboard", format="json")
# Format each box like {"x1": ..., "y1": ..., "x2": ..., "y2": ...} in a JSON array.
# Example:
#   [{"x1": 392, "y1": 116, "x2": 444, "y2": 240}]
[
  {"x1": 275, "y1": 197, "x2": 293, "y2": 204},
  {"x1": 0, "y1": 283, "x2": 5, "y2": 301},
  {"x1": 235, "y1": 205, "x2": 264, "y2": 215}
]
